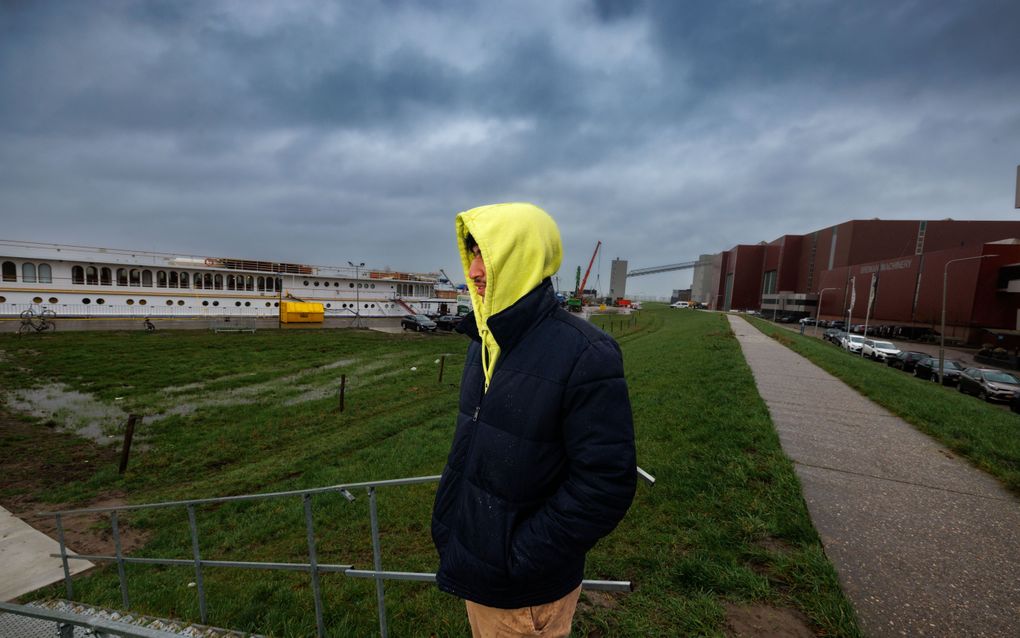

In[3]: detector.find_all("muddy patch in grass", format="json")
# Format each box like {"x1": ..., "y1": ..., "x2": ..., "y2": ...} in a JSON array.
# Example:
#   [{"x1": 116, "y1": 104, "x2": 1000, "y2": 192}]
[
  {"x1": 723, "y1": 602, "x2": 815, "y2": 638},
  {"x1": 754, "y1": 536, "x2": 796, "y2": 555},
  {"x1": 23, "y1": 495, "x2": 150, "y2": 558},
  {"x1": 0, "y1": 412, "x2": 151, "y2": 557}
]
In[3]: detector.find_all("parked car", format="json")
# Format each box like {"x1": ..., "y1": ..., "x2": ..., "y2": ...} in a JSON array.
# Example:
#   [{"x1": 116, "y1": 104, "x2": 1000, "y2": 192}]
[
  {"x1": 913, "y1": 358, "x2": 964, "y2": 385},
  {"x1": 828, "y1": 320, "x2": 846, "y2": 330},
  {"x1": 776, "y1": 314, "x2": 798, "y2": 323},
  {"x1": 823, "y1": 328, "x2": 846, "y2": 344},
  {"x1": 434, "y1": 315, "x2": 463, "y2": 331},
  {"x1": 841, "y1": 334, "x2": 866, "y2": 353},
  {"x1": 861, "y1": 339, "x2": 900, "y2": 361},
  {"x1": 670, "y1": 301, "x2": 690, "y2": 309},
  {"x1": 1010, "y1": 392, "x2": 1020, "y2": 414},
  {"x1": 799, "y1": 317, "x2": 819, "y2": 326},
  {"x1": 400, "y1": 314, "x2": 437, "y2": 332},
  {"x1": 958, "y1": 368, "x2": 1020, "y2": 402},
  {"x1": 886, "y1": 350, "x2": 929, "y2": 372}
]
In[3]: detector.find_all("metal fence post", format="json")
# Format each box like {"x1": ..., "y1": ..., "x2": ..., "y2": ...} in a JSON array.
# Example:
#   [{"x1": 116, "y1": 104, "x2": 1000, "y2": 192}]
[
  {"x1": 303, "y1": 494, "x2": 326, "y2": 638},
  {"x1": 368, "y1": 487, "x2": 388, "y2": 638},
  {"x1": 111, "y1": 511, "x2": 130, "y2": 609},
  {"x1": 55, "y1": 513, "x2": 73, "y2": 600},
  {"x1": 186, "y1": 505, "x2": 208, "y2": 624}
]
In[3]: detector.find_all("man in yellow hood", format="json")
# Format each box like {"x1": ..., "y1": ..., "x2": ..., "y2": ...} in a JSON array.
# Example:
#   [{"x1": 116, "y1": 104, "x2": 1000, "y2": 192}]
[{"x1": 431, "y1": 203, "x2": 637, "y2": 637}]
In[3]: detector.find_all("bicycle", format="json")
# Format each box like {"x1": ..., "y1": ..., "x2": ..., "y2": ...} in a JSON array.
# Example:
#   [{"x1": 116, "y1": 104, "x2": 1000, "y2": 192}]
[
  {"x1": 18, "y1": 308, "x2": 56, "y2": 335},
  {"x1": 143, "y1": 317, "x2": 155, "y2": 332}
]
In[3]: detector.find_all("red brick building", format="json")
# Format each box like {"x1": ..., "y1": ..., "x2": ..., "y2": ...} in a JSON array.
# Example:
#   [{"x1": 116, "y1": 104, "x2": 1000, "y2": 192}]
[{"x1": 692, "y1": 220, "x2": 1020, "y2": 345}]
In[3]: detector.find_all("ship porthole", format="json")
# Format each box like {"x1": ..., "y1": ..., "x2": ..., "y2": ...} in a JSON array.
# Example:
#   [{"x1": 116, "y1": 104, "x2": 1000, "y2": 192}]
[
  {"x1": 139, "y1": 299, "x2": 147, "y2": 306},
  {"x1": 212, "y1": 301, "x2": 219, "y2": 306},
  {"x1": 235, "y1": 301, "x2": 241, "y2": 307},
  {"x1": 0, "y1": 296, "x2": 5, "y2": 303},
  {"x1": 303, "y1": 280, "x2": 309, "y2": 286},
  {"x1": 166, "y1": 300, "x2": 173, "y2": 306},
  {"x1": 202, "y1": 301, "x2": 209, "y2": 306},
  {"x1": 49, "y1": 297, "x2": 58, "y2": 304},
  {"x1": 33, "y1": 297, "x2": 43, "y2": 303},
  {"x1": 244, "y1": 301, "x2": 251, "y2": 307},
  {"x1": 96, "y1": 299, "x2": 105, "y2": 305},
  {"x1": 177, "y1": 300, "x2": 185, "y2": 306},
  {"x1": 265, "y1": 302, "x2": 271, "y2": 307},
  {"x1": 274, "y1": 302, "x2": 279, "y2": 307},
  {"x1": 82, "y1": 298, "x2": 91, "y2": 304},
  {"x1": 349, "y1": 283, "x2": 354, "y2": 288},
  {"x1": 127, "y1": 299, "x2": 134, "y2": 305},
  {"x1": 326, "y1": 303, "x2": 331, "y2": 308}
]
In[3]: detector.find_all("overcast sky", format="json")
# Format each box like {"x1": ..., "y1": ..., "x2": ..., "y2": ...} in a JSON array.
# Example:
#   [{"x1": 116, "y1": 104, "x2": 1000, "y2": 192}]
[{"x1": 2, "y1": 1, "x2": 1018, "y2": 298}]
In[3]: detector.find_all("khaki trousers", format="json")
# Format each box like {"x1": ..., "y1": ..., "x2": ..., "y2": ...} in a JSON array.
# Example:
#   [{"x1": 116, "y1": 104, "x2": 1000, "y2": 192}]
[{"x1": 464, "y1": 585, "x2": 582, "y2": 637}]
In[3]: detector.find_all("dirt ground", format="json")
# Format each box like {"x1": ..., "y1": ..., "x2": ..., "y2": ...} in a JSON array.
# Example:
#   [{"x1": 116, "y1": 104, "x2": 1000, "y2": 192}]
[
  {"x1": 0, "y1": 410, "x2": 149, "y2": 557},
  {"x1": 723, "y1": 602, "x2": 816, "y2": 638}
]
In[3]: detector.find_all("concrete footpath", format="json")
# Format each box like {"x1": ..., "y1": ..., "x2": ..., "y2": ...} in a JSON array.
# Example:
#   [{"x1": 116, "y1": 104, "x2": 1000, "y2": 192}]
[
  {"x1": 0, "y1": 506, "x2": 92, "y2": 602},
  {"x1": 728, "y1": 315, "x2": 1020, "y2": 638}
]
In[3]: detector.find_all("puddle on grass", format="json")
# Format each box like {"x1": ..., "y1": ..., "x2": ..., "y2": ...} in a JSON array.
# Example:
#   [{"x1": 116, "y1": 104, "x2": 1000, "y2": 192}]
[
  {"x1": 3, "y1": 354, "x2": 448, "y2": 439},
  {"x1": 5, "y1": 384, "x2": 132, "y2": 446}
]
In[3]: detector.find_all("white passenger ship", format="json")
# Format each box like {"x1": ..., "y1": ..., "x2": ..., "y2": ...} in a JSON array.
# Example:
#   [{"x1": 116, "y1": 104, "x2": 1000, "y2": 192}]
[{"x1": 0, "y1": 239, "x2": 461, "y2": 324}]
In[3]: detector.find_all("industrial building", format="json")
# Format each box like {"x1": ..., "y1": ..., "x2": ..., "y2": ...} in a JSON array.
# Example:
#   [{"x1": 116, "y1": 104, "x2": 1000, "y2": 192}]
[{"x1": 692, "y1": 220, "x2": 1020, "y2": 345}]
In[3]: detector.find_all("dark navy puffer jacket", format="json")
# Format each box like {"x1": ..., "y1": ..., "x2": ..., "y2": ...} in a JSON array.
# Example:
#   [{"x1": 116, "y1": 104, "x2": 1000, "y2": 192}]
[{"x1": 431, "y1": 280, "x2": 637, "y2": 609}]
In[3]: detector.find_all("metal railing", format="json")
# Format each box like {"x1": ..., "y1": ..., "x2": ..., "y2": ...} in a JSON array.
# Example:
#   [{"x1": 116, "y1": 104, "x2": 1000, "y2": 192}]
[{"x1": 38, "y1": 472, "x2": 649, "y2": 638}]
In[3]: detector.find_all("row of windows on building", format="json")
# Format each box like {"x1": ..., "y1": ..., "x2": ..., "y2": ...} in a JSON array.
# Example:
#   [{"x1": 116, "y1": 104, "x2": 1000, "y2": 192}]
[
  {"x1": 0, "y1": 295, "x2": 391, "y2": 310},
  {"x1": 2, "y1": 262, "x2": 53, "y2": 283}
]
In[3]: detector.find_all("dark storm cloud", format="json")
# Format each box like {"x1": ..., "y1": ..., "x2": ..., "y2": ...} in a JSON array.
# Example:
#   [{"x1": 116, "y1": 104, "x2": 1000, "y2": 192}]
[{"x1": 1, "y1": 0, "x2": 1018, "y2": 297}]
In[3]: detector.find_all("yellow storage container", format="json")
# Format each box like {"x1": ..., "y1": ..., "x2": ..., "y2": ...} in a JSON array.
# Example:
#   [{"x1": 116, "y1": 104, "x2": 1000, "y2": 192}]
[{"x1": 280, "y1": 301, "x2": 325, "y2": 323}]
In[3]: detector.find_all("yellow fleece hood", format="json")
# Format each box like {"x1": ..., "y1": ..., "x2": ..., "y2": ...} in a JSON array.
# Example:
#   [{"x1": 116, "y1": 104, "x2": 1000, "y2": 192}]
[{"x1": 456, "y1": 202, "x2": 563, "y2": 390}]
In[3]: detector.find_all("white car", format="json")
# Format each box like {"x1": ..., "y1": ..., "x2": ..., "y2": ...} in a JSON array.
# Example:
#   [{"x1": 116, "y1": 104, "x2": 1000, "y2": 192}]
[
  {"x1": 841, "y1": 334, "x2": 865, "y2": 353},
  {"x1": 670, "y1": 301, "x2": 690, "y2": 309},
  {"x1": 861, "y1": 339, "x2": 900, "y2": 361}
]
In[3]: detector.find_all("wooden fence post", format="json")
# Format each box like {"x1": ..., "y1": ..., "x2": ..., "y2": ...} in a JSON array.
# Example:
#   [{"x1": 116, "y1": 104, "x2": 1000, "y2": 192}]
[{"x1": 119, "y1": 414, "x2": 139, "y2": 474}]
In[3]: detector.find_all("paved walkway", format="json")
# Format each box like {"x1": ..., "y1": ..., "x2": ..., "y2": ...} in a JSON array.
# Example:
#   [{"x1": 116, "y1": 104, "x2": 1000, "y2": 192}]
[
  {"x1": 0, "y1": 506, "x2": 92, "y2": 602},
  {"x1": 728, "y1": 315, "x2": 1020, "y2": 638}
]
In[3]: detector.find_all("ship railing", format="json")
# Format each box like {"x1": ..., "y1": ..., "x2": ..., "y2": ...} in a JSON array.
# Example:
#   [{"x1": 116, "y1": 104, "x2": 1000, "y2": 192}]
[
  {"x1": 1, "y1": 303, "x2": 277, "y2": 319},
  {"x1": 37, "y1": 470, "x2": 653, "y2": 638}
]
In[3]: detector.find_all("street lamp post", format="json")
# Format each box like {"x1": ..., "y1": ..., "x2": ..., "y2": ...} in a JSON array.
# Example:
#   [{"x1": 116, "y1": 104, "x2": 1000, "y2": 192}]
[
  {"x1": 349, "y1": 261, "x2": 365, "y2": 328},
  {"x1": 814, "y1": 287, "x2": 837, "y2": 337},
  {"x1": 939, "y1": 254, "x2": 997, "y2": 381}
]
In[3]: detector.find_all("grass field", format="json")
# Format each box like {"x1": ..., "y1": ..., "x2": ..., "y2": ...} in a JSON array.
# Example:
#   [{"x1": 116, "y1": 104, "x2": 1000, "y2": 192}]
[
  {"x1": 747, "y1": 317, "x2": 1020, "y2": 497},
  {"x1": 1, "y1": 308, "x2": 861, "y2": 637}
]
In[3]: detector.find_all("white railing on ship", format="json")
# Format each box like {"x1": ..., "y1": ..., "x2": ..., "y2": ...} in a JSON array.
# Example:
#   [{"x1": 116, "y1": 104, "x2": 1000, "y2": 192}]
[{"x1": 1, "y1": 303, "x2": 276, "y2": 319}]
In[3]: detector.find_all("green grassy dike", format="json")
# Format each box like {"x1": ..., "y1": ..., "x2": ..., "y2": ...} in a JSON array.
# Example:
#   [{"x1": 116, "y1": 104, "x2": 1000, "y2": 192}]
[
  {"x1": 1, "y1": 308, "x2": 861, "y2": 637},
  {"x1": 746, "y1": 317, "x2": 1020, "y2": 497}
]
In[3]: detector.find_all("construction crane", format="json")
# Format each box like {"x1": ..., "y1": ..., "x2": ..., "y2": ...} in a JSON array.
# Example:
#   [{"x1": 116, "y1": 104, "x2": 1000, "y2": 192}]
[{"x1": 568, "y1": 241, "x2": 601, "y2": 312}]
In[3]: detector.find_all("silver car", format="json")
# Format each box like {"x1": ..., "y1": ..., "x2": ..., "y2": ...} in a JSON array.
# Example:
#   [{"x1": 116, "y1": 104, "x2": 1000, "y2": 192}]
[{"x1": 958, "y1": 368, "x2": 1020, "y2": 402}]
